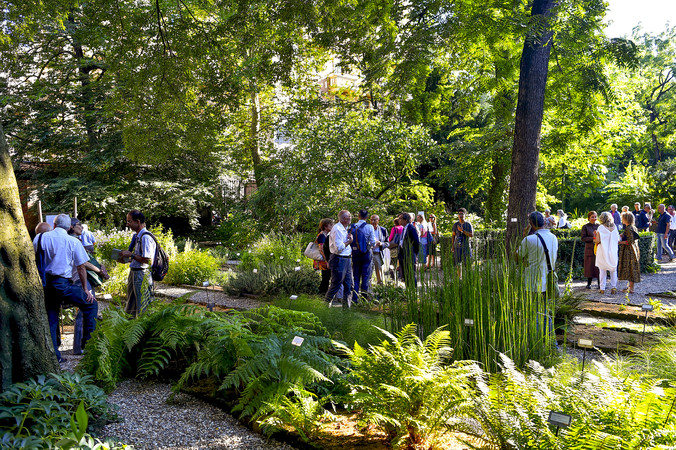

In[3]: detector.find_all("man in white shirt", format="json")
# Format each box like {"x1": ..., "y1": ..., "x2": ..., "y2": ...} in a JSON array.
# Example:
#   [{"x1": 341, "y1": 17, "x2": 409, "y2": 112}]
[
  {"x1": 324, "y1": 210, "x2": 354, "y2": 308},
  {"x1": 517, "y1": 212, "x2": 558, "y2": 295},
  {"x1": 119, "y1": 210, "x2": 156, "y2": 317},
  {"x1": 517, "y1": 212, "x2": 558, "y2": 338},
  {"x1": 34, "y1": 214, "x2": 97, "y2": 363}
]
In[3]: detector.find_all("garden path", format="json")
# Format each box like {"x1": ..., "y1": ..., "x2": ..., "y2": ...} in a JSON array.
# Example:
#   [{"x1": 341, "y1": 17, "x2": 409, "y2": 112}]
[
  {"x1": 154, "y1": 284, "x2": 263, "y2": 310},
  {"x1": 567, "y1": 260, "x2": 676, "y2": 308}
]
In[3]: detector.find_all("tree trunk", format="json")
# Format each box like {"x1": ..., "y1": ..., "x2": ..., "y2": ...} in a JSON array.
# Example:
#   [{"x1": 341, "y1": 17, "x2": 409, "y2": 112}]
[
  {"x1": 505, "y1": 0, "x2": 556, "y2": 250},
  {"x1": 0, "y1": 121, "x2": 59, "y2": 390},
  {"x1": 249, "y1": 89, "x2": 263, "y2": 186},
  {"x1": 485, "y1": 156, "x2": 509, "y2": 223},
  {"x1": 70, "y1": 15, "x2": 98, "y2": 153}
]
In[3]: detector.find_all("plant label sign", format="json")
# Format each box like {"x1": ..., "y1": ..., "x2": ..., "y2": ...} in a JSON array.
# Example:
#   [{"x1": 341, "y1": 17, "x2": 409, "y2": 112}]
[
  {"x1": 511, "y1": 218, "x2": 518, "y2": 222},
  {"x1": 253, "y1": 269, "x2": 258, "y2": 273},
  {"x1": 464, "y1": 318, "x2": 474, "y2": 326},
  {"x1": 547, "y1": 411, "x2": 572, "y2": 428},
  {"x1": 292, "y1": 336, "x2": 304, "y2": 346},
  {"x1": 642, "y1": 304, "x2": 654, "y2": 311},
  {"x1": 295, "y1": 266, "x2": 301, "y2": 271},
  {"x1": 290, "y1": 295, "x2": 298, "y2": 300},
  {"x1": 102, "y1": 294, "x2": 113, "y2": 300},
  {"x1": 202, "y1": 281, "x2": 210, "y2": 287},
  {"x1": 578, "y1": 338, "x2": 593, "y2": 348}
]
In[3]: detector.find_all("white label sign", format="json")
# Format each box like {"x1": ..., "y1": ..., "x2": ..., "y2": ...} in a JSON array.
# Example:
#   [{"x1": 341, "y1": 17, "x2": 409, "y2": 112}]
[
  {"x1": 102, "y1": 294, "x2": 113, "y2": 300},
  {"x1": 295, "y1": 266, "x2": 301, "y2": 271},
  {"x1": 547, "y1": 411, "x2": 572, "y2": 428},
  {"x1": 642, "y1": 304, "x2": 654, "y2": 311},
  {"x1": 291, "y1": 336, "x2": 304, "y2": 346},
  {"x1": 464, "y1": 318, "x2": 474, "y2": 326},
  {"x1": 290, "y1": 295, "x2": 298, "y2": 300},
  {"x1": 511, "y1": 218, "x2": 518, "y2": 222},
  {"x1": 578, "y1": 338, "x2": 593, "y2": 348},
  {"x1": 202, "y1": 281, "x2": 210, "y2": 287},
  {"x1": 253, "y1": 269, "x2": 258, "y2": 273}
]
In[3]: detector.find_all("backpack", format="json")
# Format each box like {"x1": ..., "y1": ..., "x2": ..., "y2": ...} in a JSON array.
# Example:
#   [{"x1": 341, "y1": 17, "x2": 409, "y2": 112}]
[
  {"x1": 35, "y1": 233, "x2": 48, "y2": 287},
  {"x1": 141, "y1": 232, "x2": 170, "y2": 281},
  {"x1": 350, "y1": 222, "x2": 369, "y2": 254}
]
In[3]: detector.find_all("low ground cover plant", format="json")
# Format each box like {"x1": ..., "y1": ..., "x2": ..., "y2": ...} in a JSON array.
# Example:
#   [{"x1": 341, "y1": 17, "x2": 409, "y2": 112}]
[
  {"x1": 163, "y1": 241, "x2": 219, "y2": 286},
  {"x1": 0, "y1": 372, "x2": 124, "y2": 449},
  {"x1": 225, "y1": 265, "x2": 319, "y2": 297}
]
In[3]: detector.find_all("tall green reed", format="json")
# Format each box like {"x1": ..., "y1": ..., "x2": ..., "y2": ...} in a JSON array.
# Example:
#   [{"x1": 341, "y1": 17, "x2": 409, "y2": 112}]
[{"x1": 386, "y1": 239, "x2": 555, "y2": 372}]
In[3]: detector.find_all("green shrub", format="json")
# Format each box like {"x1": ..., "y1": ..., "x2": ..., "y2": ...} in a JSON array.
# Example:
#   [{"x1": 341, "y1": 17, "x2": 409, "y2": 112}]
[
  {"x1": 238, "y1": 233, "x2": 312, "y2": 270},
  {"x1": 0, "y1": 372, "x2": 123, "y2": 449},
  {"x1": 225, "y1": 265, "x2": 319, "y2": 297},
  {"x1": 214, "y1": 211, "x2": 260, "y2": 249},
  {"x1": 340, "y1": 324, "x2": 479, "y2": 449},
  {"x1": 98, "y1": 262, "x2": 129, "y2": 297},
  {"x1": 163, "y1": 246, "x2": 219, "y2": 286}
]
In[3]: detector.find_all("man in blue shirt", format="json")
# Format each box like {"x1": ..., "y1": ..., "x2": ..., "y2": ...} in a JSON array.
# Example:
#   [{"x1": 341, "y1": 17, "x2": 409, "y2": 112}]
[
  {"x1": 325, "y1": 210, "x2": 355, "y2": 308},
  {"x1": 653, "y1": 204, "x2": 674, "y2": 262},
  {"x1": 350, "y1": 209, "x2": 376, "y2": 301},
  {"x1": 609, "y1": 204, "x2": 622, "y2": 230},
  {"x1": 636, "y1": 203, "x2": 651, "y2": 232},
  {"x1": 34, "y1": 214, "x2": 98, "y2": 363}
]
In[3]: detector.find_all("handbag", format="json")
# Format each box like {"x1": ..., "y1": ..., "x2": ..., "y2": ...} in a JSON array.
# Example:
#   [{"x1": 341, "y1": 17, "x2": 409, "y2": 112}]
[
  {"x1": 535, "y1": 233, "x2": 560, "y2": 298},
  {"x1": 304, "y1": 241, "x2": 324, "y2": 261}
]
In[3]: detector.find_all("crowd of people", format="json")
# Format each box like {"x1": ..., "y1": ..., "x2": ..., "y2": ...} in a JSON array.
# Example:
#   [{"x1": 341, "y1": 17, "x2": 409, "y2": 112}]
[
  {"x1": 33, "y1": 210, "x2": 156, "y2": 363},
  {"x1": 310, "y1": 208, "x2": 473, "y2": 307}
]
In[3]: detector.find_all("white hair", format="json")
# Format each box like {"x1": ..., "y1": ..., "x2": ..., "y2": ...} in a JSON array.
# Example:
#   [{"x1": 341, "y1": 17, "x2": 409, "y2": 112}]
[
  {"x1": 54, "y1": 214, "x2": 71, "y2": 230},
  {"x1": 611, "y1": 204, "x2": 618, "y2": 209}
]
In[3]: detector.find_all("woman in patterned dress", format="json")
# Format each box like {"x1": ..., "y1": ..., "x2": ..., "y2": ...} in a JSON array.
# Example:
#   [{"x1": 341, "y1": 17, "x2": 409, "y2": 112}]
[{"x1": 618, "y1": 211, "x2": 641, "y2": 293}]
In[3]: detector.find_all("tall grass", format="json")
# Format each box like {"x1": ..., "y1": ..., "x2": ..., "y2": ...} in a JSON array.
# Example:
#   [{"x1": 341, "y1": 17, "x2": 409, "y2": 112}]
[{"x1": 386, "y1": 241, "x2": 556, "y2": 372}]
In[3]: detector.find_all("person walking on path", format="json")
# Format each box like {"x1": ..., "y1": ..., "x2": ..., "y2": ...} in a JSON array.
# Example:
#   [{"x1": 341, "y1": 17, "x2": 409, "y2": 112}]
[
  {"x1": 325, "y1": 210, "x2": 354, "y2": 308},
  {"x1": 581, "y1": 211, "x2": 600, "y2": 289},
  {"x1": 119, "y1": 210, "x2": 156, "y2": 317},
  {"x1": 314, "y1": 218, "x2": 334, "y2": 294},
  {"x1": 595, "y1": 212, "x2": 620, "y2": 295},
  {"x1": 618, "y1": 212, "x2": 641, "y2": 293},
  {"x1": 415, "y1": 213, "x2": 430, "y2": 269},
  {"x1": 652, "y1": 204, "x2": 675, "y2": 263}
]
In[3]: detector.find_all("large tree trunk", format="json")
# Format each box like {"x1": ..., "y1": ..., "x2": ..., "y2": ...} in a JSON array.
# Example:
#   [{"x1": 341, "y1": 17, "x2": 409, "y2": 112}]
[
  {"x1": 249, "y1": 89, "x2": 263, "y2": 186},
  {"x1": 505, "y1": 0, "x2": 556, "y2": 250},
  {"x1": 0, "y1": 121, "x2": 59, "y2": 389}
]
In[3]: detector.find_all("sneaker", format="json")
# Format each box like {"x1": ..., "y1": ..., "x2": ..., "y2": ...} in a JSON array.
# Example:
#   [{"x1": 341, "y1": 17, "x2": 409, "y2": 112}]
[
  {"x1": 611, "y1": 288, "x2": 617, "y2": 295},
  {"x1": 599, "y1": 290, "x2": 605, "y2": 294}
]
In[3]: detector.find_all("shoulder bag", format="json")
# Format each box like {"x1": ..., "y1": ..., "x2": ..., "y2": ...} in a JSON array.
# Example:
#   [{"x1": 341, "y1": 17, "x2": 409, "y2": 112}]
[
  {"x1": 535, "y1": 233, "x2": 560, "y2": 298},
  {"x1": 304, "y1": 236, "x2": 324, "y2": 261}
]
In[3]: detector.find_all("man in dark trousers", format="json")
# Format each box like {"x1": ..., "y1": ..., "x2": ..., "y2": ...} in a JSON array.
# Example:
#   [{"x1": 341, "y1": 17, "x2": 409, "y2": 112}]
[
  {"x1": 34, "y1": 214, "x2": 98, "y2": 363},
  {"x1": 397, "y1": 213, "x2": 420, "y2": 290}
]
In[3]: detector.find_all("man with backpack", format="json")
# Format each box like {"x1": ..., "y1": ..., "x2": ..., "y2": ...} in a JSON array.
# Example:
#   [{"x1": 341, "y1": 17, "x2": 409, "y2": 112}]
[
  {"x1": 119, "y1": 210, "x2": 156, "y2": 317},
  {"x1": 350, "y1": 209, "x2": 377, "y2": 301}
]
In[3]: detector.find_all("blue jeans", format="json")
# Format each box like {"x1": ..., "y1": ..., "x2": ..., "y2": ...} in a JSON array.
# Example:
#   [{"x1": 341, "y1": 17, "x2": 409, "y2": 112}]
[
  {"x1": 45, "y1": 275, "x2": 98, "y2": 361},
  {"x1": 325, "y1": 255, "x2": 354, "y2": 306},
  {"x1": 656, "y1": 233, "x2": 675, "y2": 260},
  {"x1": 352, "y1": 252, "x2": 372, "y2": 298}
]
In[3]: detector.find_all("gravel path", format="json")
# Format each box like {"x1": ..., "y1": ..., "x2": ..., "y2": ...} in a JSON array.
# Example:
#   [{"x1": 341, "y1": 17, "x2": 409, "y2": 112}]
[
  {"x1": 154, "y1": 285, "x2": 264, "y2": 310},
  {"x1": 566, "y1": 259, "x2": 676, "y2": 307},
  {"x1": 99, "y1": 380, "x2": 295, "y2": 450}
]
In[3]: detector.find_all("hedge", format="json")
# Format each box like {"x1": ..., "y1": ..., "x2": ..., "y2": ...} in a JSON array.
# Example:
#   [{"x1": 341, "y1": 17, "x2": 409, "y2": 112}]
[{"x1": 439, "y1": 231, "x2": 657, "y2": 280}]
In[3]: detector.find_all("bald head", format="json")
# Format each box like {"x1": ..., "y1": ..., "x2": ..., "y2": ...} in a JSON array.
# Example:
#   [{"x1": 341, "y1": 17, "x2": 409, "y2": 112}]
[{"x1": 35, "y1": 222, "x2": 51, "y2": 234}]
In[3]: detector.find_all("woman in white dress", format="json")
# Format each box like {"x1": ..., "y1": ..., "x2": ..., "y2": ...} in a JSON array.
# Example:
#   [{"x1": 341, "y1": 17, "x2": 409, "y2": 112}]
[{"x1": 595, "y1": 211, "x2": 620, "y2": 294}]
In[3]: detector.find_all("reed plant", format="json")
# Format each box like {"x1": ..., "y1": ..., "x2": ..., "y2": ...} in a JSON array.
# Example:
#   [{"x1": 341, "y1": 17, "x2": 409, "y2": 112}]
[{"x1": 386, "y1": 241, "x2": 556, "y2": 372}]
